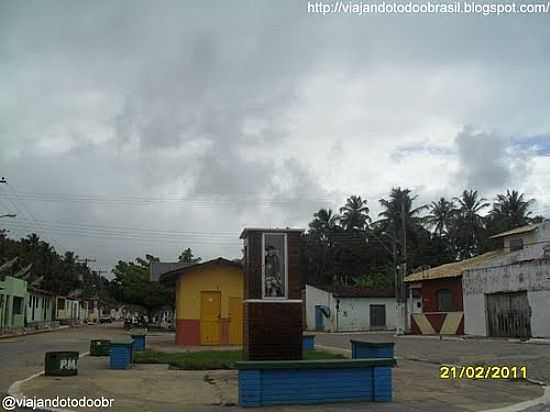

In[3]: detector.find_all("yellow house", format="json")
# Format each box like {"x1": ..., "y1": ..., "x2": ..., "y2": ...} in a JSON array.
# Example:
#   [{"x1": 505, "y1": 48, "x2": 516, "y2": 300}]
[{"x1": 161, "y1": 257, "x2": 243, "y2": 346}]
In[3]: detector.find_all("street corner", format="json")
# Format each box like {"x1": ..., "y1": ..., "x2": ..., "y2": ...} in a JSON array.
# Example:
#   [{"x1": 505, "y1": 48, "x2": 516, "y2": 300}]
[
  {"x1": 393, "y1": 359, "x2": 544, "y2": 409},
  {"x1": 17, "y1": 355, "x2": 238, "y2": 411}
]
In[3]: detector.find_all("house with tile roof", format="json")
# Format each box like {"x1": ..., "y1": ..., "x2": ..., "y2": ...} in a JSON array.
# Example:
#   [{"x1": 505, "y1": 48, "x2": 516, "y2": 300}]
[{"x1": 304, "y1": 284, "x2": 397, "y2": 332}]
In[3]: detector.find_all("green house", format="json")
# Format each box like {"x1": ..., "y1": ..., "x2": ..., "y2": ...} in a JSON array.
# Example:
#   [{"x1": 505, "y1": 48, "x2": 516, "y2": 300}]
[{"x1": 0, "y1": 275, "x2": 29, "y2": 331}]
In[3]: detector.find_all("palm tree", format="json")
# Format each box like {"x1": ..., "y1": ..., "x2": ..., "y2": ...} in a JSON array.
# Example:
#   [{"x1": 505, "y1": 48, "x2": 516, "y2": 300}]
[
  {"x1": 453, "y1": 190, "x2": 489, "y2": 258},
  {"x1": 489, "y1": 190, "x2": 535, "y2": 232},
  {"x1": 378, "y1": 187, "x2": 427, "y2": 240},
  {"x1": 339, "y1": 195, "x2": 371, "y2": 232},
  {"x1": 308, "y1": 208, "x2": 340, "y2": 240},
  {"x1": 22, "y1": 233, "x2": 41, "y2": 250},
  {"x1": 425, "y1": 197, "x2": 456, "y2": 238}
]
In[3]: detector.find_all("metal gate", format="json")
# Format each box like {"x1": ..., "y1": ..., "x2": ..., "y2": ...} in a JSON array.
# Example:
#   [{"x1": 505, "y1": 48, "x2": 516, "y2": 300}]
[
  {"x1": 370, "y1": 304, "x2": 386, "y2": 329},
  {"x1": 487, "y1": 292, "x2": 531, "y2": 338}
]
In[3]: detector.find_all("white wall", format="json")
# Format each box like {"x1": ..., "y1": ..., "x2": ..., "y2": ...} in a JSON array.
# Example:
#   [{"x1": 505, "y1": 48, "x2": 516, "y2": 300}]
[
  {"x1": 463, "y1": 259, "x2": 550, "y2": 337},
  {"x1": 29, "y1": 294, "x2": 53, "y2": 323},
  {"x1": 304, "y1": 285, "x2": 333, "y2": 331},
  {"x1": 491, "y1": 221, "x2": 550, "y2": 267},
  {"x1": 528, "y1": 290, "x2": 550, "y2": 337},
  {"x1": 306, "y1": 284, "x2": 398, "y2": 332},
  {"x1": 336, "y1": 297, "x2": 397, "y2": 331},
  {"x1": 463, "y1": 294, "x2": 486, "y2": 336}
]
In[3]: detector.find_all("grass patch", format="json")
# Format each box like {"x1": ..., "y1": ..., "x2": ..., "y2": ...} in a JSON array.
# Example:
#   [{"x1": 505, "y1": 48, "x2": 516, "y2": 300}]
[{"x1": 134, "y1": 349, "x2": 345, "y2": 370}]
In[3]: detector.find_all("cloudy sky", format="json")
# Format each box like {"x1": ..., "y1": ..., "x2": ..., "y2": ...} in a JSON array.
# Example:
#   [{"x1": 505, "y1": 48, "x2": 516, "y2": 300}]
[{"x1": 1, "y1": 1, "x2": 549, "y2": 273}]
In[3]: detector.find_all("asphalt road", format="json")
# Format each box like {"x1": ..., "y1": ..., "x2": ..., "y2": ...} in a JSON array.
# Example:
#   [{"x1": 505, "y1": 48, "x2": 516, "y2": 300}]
[
  {"x1": 0, "y1": 323, "x2": 128, "y2": 394},
  {"x1": 2, "y1": 328, "x2": 549, "y2": 411}
]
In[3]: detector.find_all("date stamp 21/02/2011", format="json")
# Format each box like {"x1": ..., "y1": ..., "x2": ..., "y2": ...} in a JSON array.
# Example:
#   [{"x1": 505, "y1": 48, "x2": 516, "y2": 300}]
[{"x1": 439, "y1": 365, "x2": 527, "y2": 380}]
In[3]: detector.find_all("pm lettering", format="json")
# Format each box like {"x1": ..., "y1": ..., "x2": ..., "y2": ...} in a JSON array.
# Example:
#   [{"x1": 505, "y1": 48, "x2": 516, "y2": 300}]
[{"x1": 60, "y1": 359, "x2": 77, "y2": 370}]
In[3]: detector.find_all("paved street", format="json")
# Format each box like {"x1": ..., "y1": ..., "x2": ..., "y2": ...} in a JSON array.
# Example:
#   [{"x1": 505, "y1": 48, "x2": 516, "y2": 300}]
[
  {"x1": 316, "y1": 332, "x2": 550, "y2": 385},
  {"x1": 0, "y1": 323, "x2": 127, "y2": 394},
  {"x1": 2, "y1": 327, "x2": 549, "y2": 411}
]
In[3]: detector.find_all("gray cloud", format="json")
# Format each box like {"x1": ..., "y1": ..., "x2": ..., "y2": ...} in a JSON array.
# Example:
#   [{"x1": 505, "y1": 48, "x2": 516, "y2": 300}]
[
  {"x1": 454, "y1": 127, "x2": 533, "y2": 192},
  {"x1": 1, "y1": 1, "x2": 550, "y2": 270}
]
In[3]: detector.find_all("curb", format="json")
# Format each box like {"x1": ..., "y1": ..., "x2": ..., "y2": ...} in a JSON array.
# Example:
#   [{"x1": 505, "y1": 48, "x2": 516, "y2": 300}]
[
  {"x1": 480, "y1": 386, "x2": 550, "y2": 412},
  {"x1": 7, "y1": 351, "x2": 90, "y2": 412},
  {"x1": 0, "y1": 326, "x2": 71, "y2": 340}
]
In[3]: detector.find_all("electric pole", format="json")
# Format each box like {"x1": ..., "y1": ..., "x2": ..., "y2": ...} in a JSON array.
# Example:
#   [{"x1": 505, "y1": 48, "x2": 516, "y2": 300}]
[
  {"x1": 399, "y1": 199, "x2": 408, "y2": 334},
  {"x1": 77, "y1": 258, "x2": 96, "y2": 268}
]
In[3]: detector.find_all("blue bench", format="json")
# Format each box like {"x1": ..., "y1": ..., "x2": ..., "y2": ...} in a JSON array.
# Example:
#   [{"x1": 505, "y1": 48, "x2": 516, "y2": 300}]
[{"x1": 236, "y1": 358, "x2": 396, "y2": 407}]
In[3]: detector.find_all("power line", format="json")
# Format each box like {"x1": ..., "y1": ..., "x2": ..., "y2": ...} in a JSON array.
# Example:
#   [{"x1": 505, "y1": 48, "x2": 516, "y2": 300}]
[{"x1": 0, "y1": 190, "x2": 335, "y2": 206}]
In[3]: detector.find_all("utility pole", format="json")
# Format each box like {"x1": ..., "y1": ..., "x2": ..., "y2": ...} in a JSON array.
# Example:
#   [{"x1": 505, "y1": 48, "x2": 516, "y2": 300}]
[
  {"x1": 398, "y1": 199, "x2": 408, "y2": 334},
  {"x1": 77, "y1": 258, "x2": 96, "y2": 268},
  {"x1": 392, "y1": 238, "x2": 398, "y2": 303}
]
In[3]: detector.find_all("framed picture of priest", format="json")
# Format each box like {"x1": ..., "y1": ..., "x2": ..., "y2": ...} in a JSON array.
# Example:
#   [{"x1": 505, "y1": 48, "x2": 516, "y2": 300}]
[{"x1": 262, "y1": 232, "x2": 287, "y2": 299}]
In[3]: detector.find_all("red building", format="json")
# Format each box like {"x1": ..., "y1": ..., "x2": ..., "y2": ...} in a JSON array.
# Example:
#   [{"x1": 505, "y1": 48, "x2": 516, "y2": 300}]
[{"x1": 404, "y1": 251, "x2": 500, "y2": 335}]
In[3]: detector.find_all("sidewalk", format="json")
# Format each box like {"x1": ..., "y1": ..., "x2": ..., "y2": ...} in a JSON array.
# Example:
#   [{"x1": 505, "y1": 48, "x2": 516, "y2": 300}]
[
  {"x1": 18, "y1": 347, "x2": 543, "y2": 412},
  {"x1": 0, "y1": 325, "x2": 71, "y2": 340}
]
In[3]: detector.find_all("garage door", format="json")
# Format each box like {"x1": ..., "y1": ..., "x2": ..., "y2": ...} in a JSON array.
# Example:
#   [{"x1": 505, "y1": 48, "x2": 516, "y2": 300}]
[{"x1": 486, "y1": 292, "x2": 531, "y2": 338}]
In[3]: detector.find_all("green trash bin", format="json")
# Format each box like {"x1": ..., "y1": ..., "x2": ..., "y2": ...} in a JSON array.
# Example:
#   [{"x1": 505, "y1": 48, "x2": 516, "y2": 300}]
[
  {"x1": 45, "y1": 351, "x2": 79, "y2": 376},
  {"x1": 90, "y1": 339, "x2": 111, "y2": 356}
]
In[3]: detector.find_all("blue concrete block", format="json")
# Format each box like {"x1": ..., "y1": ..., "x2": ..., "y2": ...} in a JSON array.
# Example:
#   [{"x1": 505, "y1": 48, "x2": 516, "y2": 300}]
[
  {"x1": 351, "y1": 340, "x2": 394, "y2": 359},
  {"x1": 374, "y1": 367, "x2": 392, "y2": 401},
  {"x1": 303, "y1": 335, "x2": 315, "y2": 350},
  {"x1": 130, "y1": 335, "x2": 146, "y2": 352},
  {"x1": 110, "y1": 344, "x2": 132, "y2": 369}
]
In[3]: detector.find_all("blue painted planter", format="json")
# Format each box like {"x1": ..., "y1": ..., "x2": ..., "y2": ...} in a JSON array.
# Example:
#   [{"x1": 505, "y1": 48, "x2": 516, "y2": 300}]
[
  {"x1": 131, "y1": 335, "x2": 146, "y2": 352},
  {"x1": 129, "y1": 328, "x2": 147, "y2": 352},
  {"x1": 110, "y1": 338, "x2": 134, "y2": 369},
  {"x1": 236, "y1": 358, "x2": 396, "y2": 407},
  {"x1": 303, "y1": 335, "x2": 315, "y2": 350},
  {"x1": 351, "y1": 340, "x2": 395, "y2": 359}
]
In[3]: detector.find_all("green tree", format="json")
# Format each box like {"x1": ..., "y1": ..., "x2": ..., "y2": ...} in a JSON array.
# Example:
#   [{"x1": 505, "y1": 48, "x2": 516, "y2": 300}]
[
  {"x1": 488, "y1": 190, "x2": 535, "y2": 233},
  {"x1": 378, "y1": 187, "x2": 427, "y2": 245},
  {"x1": 178, "y1": 248, "x2": 201, "y2": 264},
  {"x1": 111, "y1": 256, "x2": 173, "y2": 318},
  {"x1": 425, "y1": 197, "x2": 457, "y2": 239},
  {"x1": 452, "y1": 190, "x2": 489, "y2": 258},
  {"x1": 339, "y1": 195, "x2": 371, "y2": 232},
  {"x1": 308, "y1": 208, "x2": 340, "y2": 241}
]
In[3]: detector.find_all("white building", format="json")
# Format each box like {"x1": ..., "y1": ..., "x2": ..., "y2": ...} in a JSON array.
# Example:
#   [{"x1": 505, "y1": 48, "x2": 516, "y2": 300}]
[
  {"x1": 55, "y1": 296, "x2": 82, "y2": 324},
  {"x1": 304, "y1": 284, "x2": 397, "y2": 332},
  {"x1": 26, "y1": 287, "x2": 56, "y2": 326},
  {"x1": 463, "y1": 220, "x2": 550, "y2": 338}
]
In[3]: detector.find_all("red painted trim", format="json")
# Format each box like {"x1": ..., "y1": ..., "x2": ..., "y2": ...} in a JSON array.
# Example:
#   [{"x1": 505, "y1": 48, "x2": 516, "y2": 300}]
[
  {"x1": 425, "y1": 313, "x2": 446, "y2": 333},
  {"x1": 457, "y1": 314, "x2": 464, "y2": 335},
  {"x1": 176, "y1": 319, "x2": 200, "y2": 346}
]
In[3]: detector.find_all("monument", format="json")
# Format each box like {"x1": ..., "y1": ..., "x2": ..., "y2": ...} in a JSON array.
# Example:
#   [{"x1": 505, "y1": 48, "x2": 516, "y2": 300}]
[{"x1": 239, "y1": 227, "x2": 304, "y2": 360}]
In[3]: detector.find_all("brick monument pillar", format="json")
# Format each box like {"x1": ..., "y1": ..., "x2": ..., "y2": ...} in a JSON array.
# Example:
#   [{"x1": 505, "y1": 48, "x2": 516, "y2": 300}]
[{"x1": 240, "y1": 228, "x2": 304, "y2": 360}]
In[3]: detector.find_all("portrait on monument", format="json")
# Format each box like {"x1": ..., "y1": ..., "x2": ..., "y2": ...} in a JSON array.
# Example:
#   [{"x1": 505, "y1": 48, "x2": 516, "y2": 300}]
[{"x1": 262, "y1": 233, "x2": 287, "y2": 298}]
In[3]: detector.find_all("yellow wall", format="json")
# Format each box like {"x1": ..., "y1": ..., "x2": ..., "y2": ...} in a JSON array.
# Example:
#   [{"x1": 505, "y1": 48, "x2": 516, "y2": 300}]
[{"x1": 175, "y1": 264, "x2": 243, "y2": 320}]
